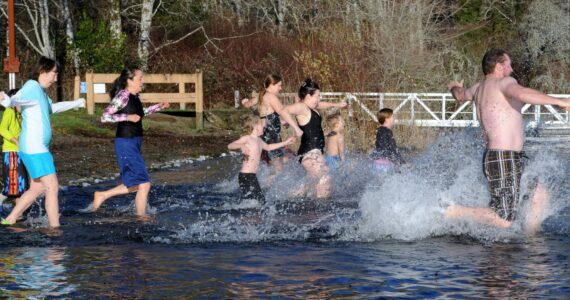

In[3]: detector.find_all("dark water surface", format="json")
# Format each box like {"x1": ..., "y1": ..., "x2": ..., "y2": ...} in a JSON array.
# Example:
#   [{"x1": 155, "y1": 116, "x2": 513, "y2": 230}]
[{"x1": 1, "y1": 131, "x2": 570, "y2": 298}]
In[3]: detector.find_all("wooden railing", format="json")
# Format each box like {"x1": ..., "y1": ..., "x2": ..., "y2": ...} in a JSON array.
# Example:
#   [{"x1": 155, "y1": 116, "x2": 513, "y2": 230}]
[{"x1": 74, "y1": 71, "x2": 204, "y2": 129}]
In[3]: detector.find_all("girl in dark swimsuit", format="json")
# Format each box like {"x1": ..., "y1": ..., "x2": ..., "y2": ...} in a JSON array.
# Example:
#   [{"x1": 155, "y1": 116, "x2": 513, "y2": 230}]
[
  {"x1": 285, "y1": 79, "x2": 347, "y2": 198},
  {"x1": 242, "y1": 74, "x2": 303, "y2": 176}
]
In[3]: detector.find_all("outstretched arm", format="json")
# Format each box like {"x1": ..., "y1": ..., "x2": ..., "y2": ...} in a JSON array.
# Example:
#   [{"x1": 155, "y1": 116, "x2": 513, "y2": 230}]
[
  {"x1": 0, "y1": 92, "x2": 39, "y2": 108},
  {"x1": 269, "y1": 95, "x2": 303, "y2": 137},
  {"x1": 50, "y1": 98, "x2": 86, "y2": 113},
  {"x1": 502, "y1": 77, "x2": 570, "y2": 108},
  {"x1": 144, "y1": 102, "x2": 170, "y2": 116},
  {"x1": 316, "y1": 101, "x2": 348, "y2": 110},
  {"x1": 228, "y1": 136, "x2": 248, "y2": 150},
  {"x1": 101, "y1": 90, "x2": 130, "y2": 123},
  {"x1": 448, "y1": 80, "x2": 479, "y2": 102},
  {"x1": 262, "y1": 137, "x2": 296, "y2": 151}
]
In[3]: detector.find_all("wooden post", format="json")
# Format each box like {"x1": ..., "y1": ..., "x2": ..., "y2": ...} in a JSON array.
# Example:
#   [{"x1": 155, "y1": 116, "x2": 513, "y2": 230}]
[
  {"x1": 179, "y1": 81, "x2": 186, "y2": 110},
  {"x1": 195, "y1": 70, "x2": 204, "y2": 129},
  {"x1": 73, "y1": 75, "x2": 80, "y2": 100},
  {"x1": 86, "y1": 71, "x2": 95, "y2": 114}
]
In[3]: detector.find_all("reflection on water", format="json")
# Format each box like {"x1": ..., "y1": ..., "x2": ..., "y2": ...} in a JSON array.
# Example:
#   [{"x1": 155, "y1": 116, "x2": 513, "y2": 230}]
[
  {"x1": 0, "y1": 247, "x2": 77, "y2": 298},
  {"x1": 0, "y1": 130, "x2": 569, "y2": 297},
  {"x1": 1, "y1": 238, "x2": 569, "y2": 298}
]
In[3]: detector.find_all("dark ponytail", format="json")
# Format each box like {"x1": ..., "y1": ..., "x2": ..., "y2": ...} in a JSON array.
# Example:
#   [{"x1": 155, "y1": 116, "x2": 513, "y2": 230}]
[
  {"x1": 298, "y1": 78, "x2": 320, "y2": 101},
  {"x1": 110, "y1": 65, "x2": 140, "y2": 98},
  {"x1": 258, "y1": 74, "x2": 282, "y2": 107}
]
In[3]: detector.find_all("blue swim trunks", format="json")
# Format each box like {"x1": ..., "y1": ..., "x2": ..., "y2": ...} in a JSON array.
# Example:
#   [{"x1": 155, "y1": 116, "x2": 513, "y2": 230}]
[
  {"x1": 325, "y1": 155, "x2": 341, "y2": 170},
  {"x1": 115, "y1": 137, "x2": 150, "y2": 188},
  {"x1": 20, "y1": 152, "x2": 56, "y2": 179}
]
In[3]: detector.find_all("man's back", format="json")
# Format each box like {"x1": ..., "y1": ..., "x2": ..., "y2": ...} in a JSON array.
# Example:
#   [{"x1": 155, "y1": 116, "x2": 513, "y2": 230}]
[{"x1": 474, "y1": 76, "x2": 525, "y2": 151}]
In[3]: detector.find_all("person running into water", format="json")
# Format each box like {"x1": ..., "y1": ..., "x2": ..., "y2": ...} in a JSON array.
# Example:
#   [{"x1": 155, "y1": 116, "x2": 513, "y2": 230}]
[
  {"x1": 324, "y1": 112, "x2": 345, "y2": 171},
  {"x1": 445, "y1": 48, "x2": 570, "y2": 234},
  {"x1": 241, "y1": 74, "x2": 303, "y2": 174},
  {"x1": 92, "y1": 66, "x2": 169, "y2": 218},
  {"x1": 228, "y1": 115, "x2": 296, "y2": 202},
  {"x1": 286, "y1": 78, "x2": 347, "y2": 198},
  {"x1": 0, "y1": 89, "x2": 29, "y2": 204},
  {"x1": 0, "y1": 57, "x2": 86, "y2": 228},
  {"x1": 370, "y1": 108, "x2": 405, "y2": 173}
]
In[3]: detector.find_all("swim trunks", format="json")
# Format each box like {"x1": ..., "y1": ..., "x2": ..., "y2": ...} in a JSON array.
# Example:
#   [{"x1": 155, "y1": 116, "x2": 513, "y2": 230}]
[
  {"x1": 2, "y1": 152, "x2": 29, "y2": 197},
  {"x1": 238, "y1": 172, "x2": 264, "y2": 202},
  {"x1": 373, "y1": 158, "x2": 394, "y2": 174},
  {"x1": 483, "y1": 149, "x2": 525, "y2": 221},
  {"x1": 20, "y1": 152, "x2": 55, "y2": 179},
  {"x1": 325, "y1": 155, "x2": 341, "y2": 170},
  {"x1": 115, "y1": 137, "x2": 150, "y2": 188}
]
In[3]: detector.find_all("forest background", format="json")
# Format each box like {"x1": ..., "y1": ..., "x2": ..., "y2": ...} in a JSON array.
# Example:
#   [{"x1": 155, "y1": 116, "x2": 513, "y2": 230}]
[
  {"x1": 0, "y1": 0, "x2": 569, "y2": 155},
  {"x1": 1, "y1": 0, "x2": 568, "y2": 104}
]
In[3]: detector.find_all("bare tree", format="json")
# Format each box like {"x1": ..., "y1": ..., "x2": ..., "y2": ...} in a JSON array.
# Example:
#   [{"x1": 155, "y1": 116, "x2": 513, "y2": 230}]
[
  {"x1": 0, "y1": 0, "x2": 55, "y2": 58},
  {"x1": 137, "y1": 0, "x2": 155, "y2": 70},
  {"x1": 60, "y1": 0, "x2": 80, "y2": 74},
  {"x1": 108, "y1": 0, "x2": 122, "y2": 40}
]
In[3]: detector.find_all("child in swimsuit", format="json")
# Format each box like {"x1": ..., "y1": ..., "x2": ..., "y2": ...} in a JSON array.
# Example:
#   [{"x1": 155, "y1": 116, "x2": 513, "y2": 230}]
[
  {"x1": 228, "y1": 115, "x2": 296, "y2": 203},
  {"x1": 370, "y1": 108, "x2": 404, "y2": 173},
  {"x1": 324, "y1": 112, "x2": 345, "y2": 170}
]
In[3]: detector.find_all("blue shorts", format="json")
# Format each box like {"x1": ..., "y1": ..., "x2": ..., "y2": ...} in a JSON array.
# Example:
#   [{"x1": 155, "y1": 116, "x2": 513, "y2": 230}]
[
  {"x1": 20, "y1": 152, "x2": 56, "y2": 179},
  {"x1": 325, "y1": 155, "x2": 341, "y2": 170},
  {"x1": 115, "y1": 137, "x2": 150, "y2": 188}
]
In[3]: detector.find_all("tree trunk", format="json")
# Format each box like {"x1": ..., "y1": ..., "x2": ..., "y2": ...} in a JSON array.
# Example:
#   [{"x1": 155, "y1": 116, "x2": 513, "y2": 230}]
[
  {"x1": 108, "y1": 0, "x2": 122, "y2": 40},
  {"x1": 39, "y1": 0, "x2": 54, "y2": 58},
  {"x1": 137, "y1": 0, "x2": 154, "y2": 70},
  {"x1": 61, "y1": 0, "x2": 80, "y2": 74}
]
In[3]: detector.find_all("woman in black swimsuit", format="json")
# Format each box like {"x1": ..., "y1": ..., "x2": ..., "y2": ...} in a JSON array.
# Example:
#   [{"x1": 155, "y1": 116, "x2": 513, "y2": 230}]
[
  {"x1": 242, "y1": 74, "x2": 302, "y2": 174},
  {"x1": 285, "y1": 79, "x2": 347, "y2": 198}
]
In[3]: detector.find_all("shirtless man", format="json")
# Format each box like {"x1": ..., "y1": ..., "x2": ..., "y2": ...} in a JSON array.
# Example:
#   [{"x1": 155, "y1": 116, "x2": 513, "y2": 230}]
[{"x1": 445, "y1": 48, "x2": 570, "y2": 234}]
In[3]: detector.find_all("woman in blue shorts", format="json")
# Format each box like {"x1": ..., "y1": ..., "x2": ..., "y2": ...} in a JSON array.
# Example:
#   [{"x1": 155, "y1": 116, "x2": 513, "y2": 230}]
[{"x1": 92, "y1": 66, "x2": 169, "y2": 217}]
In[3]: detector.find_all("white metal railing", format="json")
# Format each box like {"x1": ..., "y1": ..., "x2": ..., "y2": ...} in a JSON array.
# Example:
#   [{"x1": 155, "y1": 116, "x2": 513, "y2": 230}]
[{"x1": 279, "y1": 92, "x2": 570, "y2": 128}]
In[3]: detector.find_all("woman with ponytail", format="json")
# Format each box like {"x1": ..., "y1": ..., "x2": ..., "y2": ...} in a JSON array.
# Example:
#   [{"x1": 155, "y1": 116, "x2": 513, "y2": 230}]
[
  {"x1": 242, "y1": 74, "x2": 303, "y2": 173},
  {"x1": 93, "y1": 66, "x2": 169, "y2": 218},
  {"x1": 285, "y1": 79, "x2": 347, "y2": 198}
]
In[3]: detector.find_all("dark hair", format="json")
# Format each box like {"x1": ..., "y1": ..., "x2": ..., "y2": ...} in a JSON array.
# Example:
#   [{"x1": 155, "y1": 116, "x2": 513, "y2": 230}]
[
  {"x1": 298, "y1": 78, "x2": 320, "y2": 100},
  {"x1": 110, "y1": 65, "x2": 141, "y2": 98},
  {"x1": 377, "y1": 108, "x2": 393, "y2": 125},
  {"x1": 32, "y1": 56, "x2": 59, "y2": 80},
  {"x1": 482, "y1": 48, "x2": 508, "y2": 75},
  {"x1": 258, "y1": 74, "x2": 282, "y2": 107},
  {"x1": 6, "y1": 88, "x2": 19, "y2": 97}
]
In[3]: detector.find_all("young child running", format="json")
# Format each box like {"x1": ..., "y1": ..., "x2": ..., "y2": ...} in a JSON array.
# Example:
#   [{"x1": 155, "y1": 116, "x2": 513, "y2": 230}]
[
  {"x1": 228, "y1": 115, "x2": 296, "y2": 202},
  {"x1": 92, "y1": 66, "x2": 169, "y2": 218},
  {"x1": 0, "y1": 57, "x2": 86, "y2": 228},
  {"x1": 370, "y1": 108, "x2": 404, "y2": 173},
  {"x1": 0, "y1": 89, "x2": 29, "y2": 204},
  {"x1": 324, "y1": 112, "x2": 345, "y2": 170}
]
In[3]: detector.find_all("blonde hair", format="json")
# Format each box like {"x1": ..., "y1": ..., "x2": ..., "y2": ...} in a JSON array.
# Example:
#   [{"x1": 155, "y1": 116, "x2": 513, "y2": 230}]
[
  {"x1": 241, "y1": 115, "x2": 261, "y2": 134},
  {"x1": 326, "y1": 112, "x2": 342, "y2": 129}
]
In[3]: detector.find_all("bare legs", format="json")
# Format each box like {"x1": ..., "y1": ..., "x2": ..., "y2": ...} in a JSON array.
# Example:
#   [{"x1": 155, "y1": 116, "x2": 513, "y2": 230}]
[
  {"x1": 301, "y1": 151, "x2": 331, "y2": 199},
  {"x1": 4, "y1": 174, "x2": 60, "y2": 228},
  {"x1": 93, "y1": 182, "x2": 151, "y2": 216},
  {"x1": 445, "y1": 183, "x2": 550, "y2": 235}
]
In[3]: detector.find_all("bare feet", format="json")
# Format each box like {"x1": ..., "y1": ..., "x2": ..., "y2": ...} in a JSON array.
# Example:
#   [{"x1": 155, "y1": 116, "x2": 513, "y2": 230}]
[{"x1": 92, "y1": 191, "x2": 106, "y2": 211}]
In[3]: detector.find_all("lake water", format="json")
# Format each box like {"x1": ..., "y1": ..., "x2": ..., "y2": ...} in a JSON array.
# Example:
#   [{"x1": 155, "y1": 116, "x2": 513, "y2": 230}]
[{"x1": 1, "y1": 130, "x2": 569, "y2": 298}]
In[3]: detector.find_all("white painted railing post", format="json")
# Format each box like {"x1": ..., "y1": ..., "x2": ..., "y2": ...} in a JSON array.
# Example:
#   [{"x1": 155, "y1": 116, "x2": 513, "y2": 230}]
[
  {"x1": 535, "y1": 105, "x2": 541, "y2": 125},
  {"x1": 442, "y1": 94, "x2": 446, "y2": 121},
  {"x1": 411, "y1": 93, "x2": 416, "y2": 121},
  {"x1": 379, "y1": 93, "x2": 384, "y2": 110}
]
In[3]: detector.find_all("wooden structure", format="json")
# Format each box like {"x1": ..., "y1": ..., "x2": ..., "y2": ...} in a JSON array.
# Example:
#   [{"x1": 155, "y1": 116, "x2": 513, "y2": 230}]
[{"x1": 74, "y1": 71, "x2": 204, "y2": 129}]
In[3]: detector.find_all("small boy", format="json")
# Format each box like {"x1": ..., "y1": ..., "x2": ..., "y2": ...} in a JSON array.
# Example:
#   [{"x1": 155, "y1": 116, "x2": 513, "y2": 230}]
[
  {"x1": 324, "y1": 112, "x2": 345, "y2": 170},
  {"x1": 370, "y1": 108, "x2": 404, "y2": 173},
  {"x1": 228, "y1": 115, "x2": 295, "y2": 202}
]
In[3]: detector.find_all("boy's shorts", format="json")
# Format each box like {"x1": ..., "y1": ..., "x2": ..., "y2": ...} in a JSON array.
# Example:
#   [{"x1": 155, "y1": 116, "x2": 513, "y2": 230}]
[{"x1": 20, "y1": 152, "x2": 56, "y2": 179}]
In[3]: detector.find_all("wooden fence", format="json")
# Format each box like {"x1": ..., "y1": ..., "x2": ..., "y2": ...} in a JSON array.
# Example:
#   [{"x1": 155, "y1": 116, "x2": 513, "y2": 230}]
[{"x1": 74, "y1": 71, "x2": 203, "y2": 129}]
